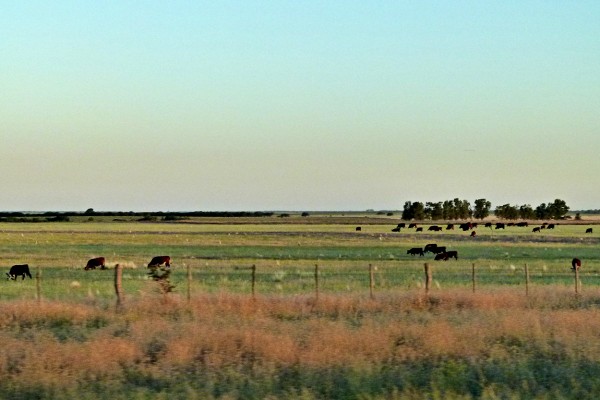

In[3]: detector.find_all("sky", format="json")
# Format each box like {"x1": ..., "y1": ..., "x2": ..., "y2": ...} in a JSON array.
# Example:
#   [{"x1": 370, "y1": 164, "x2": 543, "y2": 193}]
[{"x1": 1, "y1": 1, "x2": 599, "y2": 212}]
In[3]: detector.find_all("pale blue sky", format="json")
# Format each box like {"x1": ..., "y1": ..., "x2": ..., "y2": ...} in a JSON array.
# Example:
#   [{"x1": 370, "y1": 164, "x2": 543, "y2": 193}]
[{"x1": 1, "y1": 1, "x2": 599, "y2": 211}]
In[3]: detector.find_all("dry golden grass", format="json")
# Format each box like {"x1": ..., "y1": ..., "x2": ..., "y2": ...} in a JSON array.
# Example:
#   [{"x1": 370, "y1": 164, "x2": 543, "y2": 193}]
[{"x1": 2, "y1": 288, "x2": 600, "y2": 397}]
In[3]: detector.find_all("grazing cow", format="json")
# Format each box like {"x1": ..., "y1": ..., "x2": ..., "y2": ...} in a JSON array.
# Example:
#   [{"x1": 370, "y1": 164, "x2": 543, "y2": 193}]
[
  {"x1": 516, "y1": 222, "x2": 528, "y2": 227},
  {"x1": 432, "y1": 246, "x2": 446, "y2": 254},
  {"x1": 547, "y1": 224, "x2": 555, "y2": 230},
  {"x1": 470, "y1": 231, "x2": 477, "y2": 237},
  {"x1": 424, "y1": 243, "x2": 438, "y2": 253},
  {"x1": 471, "y1": 223, "x2": 478, "y2": 228},
  {"x1": 446, "y1": 224, "x2": 454, "y2": 230},
  {"x1": 484, "y1": 222, "x2": 492, "y2": 228},
  {"x1": 408, "y1": 223, "x2": 417, "y2": 228},
  {"x1": 407, "y1": 247, "x2": 424, "y2": 256},
  {"x1": 586, "y1": 228, "x2": 593, "y2": 234},
  {"x1": 7, "y1": 264, "x2": 32, "y2": 280},
  {"x1": 507, "y1": 223, "x2": 515, "y2": 227},
  {"x1": 445, "y1": 250, "x2": 458, "y2": 260},
  {"x1": 355, "y1": 227, "x2": 362, "y2": 231},
  {"x1": 84, "y1": 257, "x2": 106, "y2": 270},
  {"x1": 532, "y1": 227, "x2": 541, "y2": 233},
  {"x1": 428, "y1": 225, "x2": 442, "y2": 232},
  {"x1": 434, "y1": 253, "x2": 449, "y2": 261},
  {"x1": 415, "y1": 227, "x2": 423, "y2": 232},
  {"x1": 572, "y1": 258, "x2": 581, "y2": 271},
  {"x1": 495, "y1": 223, "x2": 505, "y2": 229},
  {"x1": 391, "y1": 226, "x2": 401, "y2": 232},
  {"x1": 148, "y1": 256, "x2": 171, "y2": 268},
  {"x1": 397, "y1": 223, "x2": 406, "y2": 228}
]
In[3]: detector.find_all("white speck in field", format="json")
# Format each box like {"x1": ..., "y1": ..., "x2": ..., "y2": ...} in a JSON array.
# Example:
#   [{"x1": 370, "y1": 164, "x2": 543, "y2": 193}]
[
  {"x1": 542, "y1": 265, "x2": 547, "y2": 271},
  {"x1": 70, "y1": 281, "x2": 81, "y2": 288},
  {"x1": 509, "y1": 264, "x2": 516, "y2": 271},
  {"x1": 435, "y1": 281, "x2": 441, "y2": 289}
]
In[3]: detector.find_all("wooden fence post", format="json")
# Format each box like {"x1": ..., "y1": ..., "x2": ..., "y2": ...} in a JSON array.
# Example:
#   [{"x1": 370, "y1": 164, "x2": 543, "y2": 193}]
[
  {"x1": 424, "y1": 263, "x2": 432, "y2": 295},
  {"x1": 114, "y1": 264, "x2": 124, "y2": 309},
  {"x1": 524, "y1": 263, "x2": 530, "y2": 296},
  {"x1": 251, "y1": 264, "x2": 256, "y2": 299},
  {"x1": 472, "y1": 263, "x2": 476, "y2": 293},
  {"x1": 186, "y1": 263, "x2": 192, "y2": 302},
  {"x1": 36, "y1": 266, "x2": 42, "y2": 303},
  {"x1": 369, "y1": 264, "x2": 375, "y2": 299},
  {"x1": 314, "y1": 264, "x2": 319, "y2": 302}
]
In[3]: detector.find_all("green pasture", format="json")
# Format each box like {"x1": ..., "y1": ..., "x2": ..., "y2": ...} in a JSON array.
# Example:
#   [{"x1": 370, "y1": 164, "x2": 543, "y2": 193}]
[{"x1": 0, "y1": 221, "x2": 598, "y2": 302}]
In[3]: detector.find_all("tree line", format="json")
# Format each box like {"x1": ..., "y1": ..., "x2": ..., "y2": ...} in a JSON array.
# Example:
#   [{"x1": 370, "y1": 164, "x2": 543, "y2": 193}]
[{"x1": 401, "y1": 198, "x2": 570, "y2": 221}]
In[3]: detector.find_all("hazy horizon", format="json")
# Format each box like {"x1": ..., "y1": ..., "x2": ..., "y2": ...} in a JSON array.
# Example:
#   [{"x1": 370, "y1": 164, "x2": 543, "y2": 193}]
[{"x1": 2, "y1": 2, "x2": 599, "y2": 212}]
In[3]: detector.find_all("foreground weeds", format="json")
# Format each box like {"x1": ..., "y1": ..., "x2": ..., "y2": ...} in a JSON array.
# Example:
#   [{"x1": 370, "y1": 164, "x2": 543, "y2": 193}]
[{"x1": 2, "y1": 288, "x2": 600, "y2": 399}]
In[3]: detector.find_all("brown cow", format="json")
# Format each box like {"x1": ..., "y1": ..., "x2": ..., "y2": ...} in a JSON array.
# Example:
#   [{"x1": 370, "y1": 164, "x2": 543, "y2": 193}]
[
  {"x1": 148, "y1": 256, "x2": 171, "y2": 268},
  {"x1": 85, "y1": 257, "x2": 106, "y2": 270},
  {"x1": 470, "y1": 231, "x2": 476, "y2": 237},
  {"x1": 572, "y1": 258, "x2": 581, "y2": 271}
]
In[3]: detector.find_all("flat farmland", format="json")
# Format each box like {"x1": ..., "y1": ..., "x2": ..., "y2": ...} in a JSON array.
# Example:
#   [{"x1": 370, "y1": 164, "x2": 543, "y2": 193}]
[{"x1": 2, "y1": 218, "x2": 600, "y2": 399}]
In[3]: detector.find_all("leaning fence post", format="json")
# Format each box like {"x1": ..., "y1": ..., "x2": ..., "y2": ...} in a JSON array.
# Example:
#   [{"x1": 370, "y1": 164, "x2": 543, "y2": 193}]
[
  {"x1": 251, "y1": 264, "x2": 256, "y2": 299},
  {"x1": 369, "y1": 264, "x2": 375, "y2": 299},
  {"x1": 524, "y1": 263, "x2": 530, "y2": 296},
  {"x1": 314, "y1": 264, "x2": 320, "y2": 302},
  {"x1": 472, "y1": 263, "x2": 476, "y2": 293},
  {"x1": 424, "y1": 263, "x2": 432, "y2": 295},
  {"x1": 36, "y1": 266, "x2": 42, "y2": 303},
  {"x1": 114, "y1": 264, "x2": 124, "y2": 309}
]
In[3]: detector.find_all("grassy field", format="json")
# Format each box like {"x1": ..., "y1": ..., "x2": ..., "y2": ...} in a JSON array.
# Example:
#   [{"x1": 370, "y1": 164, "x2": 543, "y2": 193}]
[{"x1": 1, "y1": 218, "x2": 600, "y2": 398}]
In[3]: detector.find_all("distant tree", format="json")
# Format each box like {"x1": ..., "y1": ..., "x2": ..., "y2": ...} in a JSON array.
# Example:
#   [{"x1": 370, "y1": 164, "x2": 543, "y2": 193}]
[
  {"x1": 442, "y1": 200, "x2": 455, "y2": 220},
  {"x1": 535, "y1": 203, "x2": 549, "y2": 220},
  {"x1": 84, "y1": 208, "x2": 95, "y2": 215},
  {"x1": 473, "y1": 199, "x2": 492, "y2": 220},
  {"x1": 402, "y1": 201, "x2": 425, "y2": 220},
  {"x1": 519, "y1": 204, "x2": 535, "y2": 220},
  {"x1": 425, "y1": 202, "x2": 443, "y2": 220},
  {"x1": 547, "y1": 199, "x2": 569, "y2": 219},
  {"x1": 402, "y1": 201, "x2": 414, "y2": 220},
  {"x1": 495, "y1": 204, "x2": 519, "y2": 220},
  {"x1": 575, "y1": 213, "x2": 581, "y2": 220}
]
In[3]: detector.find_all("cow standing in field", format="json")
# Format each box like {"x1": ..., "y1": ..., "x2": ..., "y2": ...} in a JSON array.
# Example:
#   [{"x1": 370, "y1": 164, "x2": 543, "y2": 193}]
[
  {"x1": 408, "y1": 223, "x2": 418, "y2": 229},
  {"x1": 572, "y1": 258, "x2": 581, "y2": 271},
  {"x1": 445, "y1": 250, "x2": 458, "y2": 260},
  {"x1": 148, "y1": 256, "x2": 171, "y2": 268},
  {"x1": 470, "y1": 231, "x2": 477, "y2": 237},
  {"x1": 407, "y1": 247, "x2": 424, "y2": 256},
  {"x1": 495, "y1": 223, "x2": 505, "y2": 230},
  {"x1": 415, "y1": 227, "x2": 423, "y2": 232},
  {"x1": 424, "y1": 244, "x2": 438, "y2": 254},
  {"x1": 434, "y1": 253, "x2": 449, "y2": 261},
  {"x1": 428, "y1": 225, "x2": 443, "y2": 232},
  {"x1": 85, "y1": 257, "x2": 106, "y2": 270},
  {"x1": 532, "y1": 227, "x2": 541, "y2": 233},
  {"x1": 446, "y1": 224, "x2": 454, "y2": 230},
  {"x1": 391, "y1": 226, "x2": 401, "y2": 232},
  {"x1": 7, "y1": 264, "x2": 32, "y2": 280},
  {"x1": 586, "y1": 228, "x2": 593, "y2": 234}
]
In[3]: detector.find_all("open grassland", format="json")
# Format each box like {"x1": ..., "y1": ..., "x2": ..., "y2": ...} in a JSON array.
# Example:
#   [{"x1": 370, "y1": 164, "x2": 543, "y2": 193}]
[{"x1": 1, "y1": 218, "x2": 600, "y2": 398}]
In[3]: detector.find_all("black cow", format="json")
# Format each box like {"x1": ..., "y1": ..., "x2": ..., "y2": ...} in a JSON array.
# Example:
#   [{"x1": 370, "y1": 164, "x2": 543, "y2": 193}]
[
  {"x1": 484, "y1": 222, "x2": 492, "y2": 228},
  {"x1": 148, "y1": 256, "x2": 171, "y2": 268},
  {"x1": 7, "y1": 264, "x2": 32, "y2": 280},
  {"x1": 495, "y1": 223, "x2": 505, "y2": 229},
  {"x1": 445, "y1": 250, "x2": 458, "y2": 260},
  {"x1": 408, "y1": 223, "x2": 418, "y2": 228},
  {"x1": 391, "y1": 226, "x2": 401, "y2": 232},
  {"x1": 516, "y1": 222, "x2": 528, "y2": 227},
  {"x1": 397, "y1": 223, "x2": 406, "y2": 228},
  {"x1": 470, "y1": 231, "x2": 477, "y2": 237},
  {"x1": 424, "y1": 244, "x2": 438, "y2": 253},
  {"x1": 434, "y1": 253, "x2": 449, "y2": 261},
  {"x1": 85, "y1": 257, "x2": 106, "y2": 270},
  {"x1": 547, "y1": 224, "x2": 555, "y2": 229},
  {"x1": 532, "y1": 227, "x2": 541, "y2": 233},
  {"x1": 446, "y1": 224, "x2": 454, "y2": 230},
  {"x1": 415, "y1": 227, "x2": 423, "y2": 232},
  {"x1": 572, "y1": 258, "x2": 581, "y2": 271},
  {"x1": 432, "y1": 246, "x2": 446, "y2": 254},
  {"x1": 407, "y1": 247, "x2": 424, "y2": 256},
  {"x1": 355, "y1": 227, "x2": 362, "y2": 231},
  {"x1": 586, "y1": 228, "x2": 593, "y2": 234},
  {"x1": 428, "y1": 225, "x2": 442, "y2": 232}
]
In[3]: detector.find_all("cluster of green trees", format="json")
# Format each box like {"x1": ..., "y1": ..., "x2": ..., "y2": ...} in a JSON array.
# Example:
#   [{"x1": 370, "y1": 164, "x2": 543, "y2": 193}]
[{"x1": 402, "y1": 198, "x2": 569, "y2": 221}]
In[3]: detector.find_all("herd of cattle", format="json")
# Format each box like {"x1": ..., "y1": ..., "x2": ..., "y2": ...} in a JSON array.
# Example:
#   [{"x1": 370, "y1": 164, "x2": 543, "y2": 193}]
[
  {"x1": 384, "y1": 221, "x2": 594, "y2": 235},
  {"x1": 406, "y1": 243, "x2": 458, "y2": 261},
  {"x1": 6, "y1": 255, "x2": 172, "y2": 281}
]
